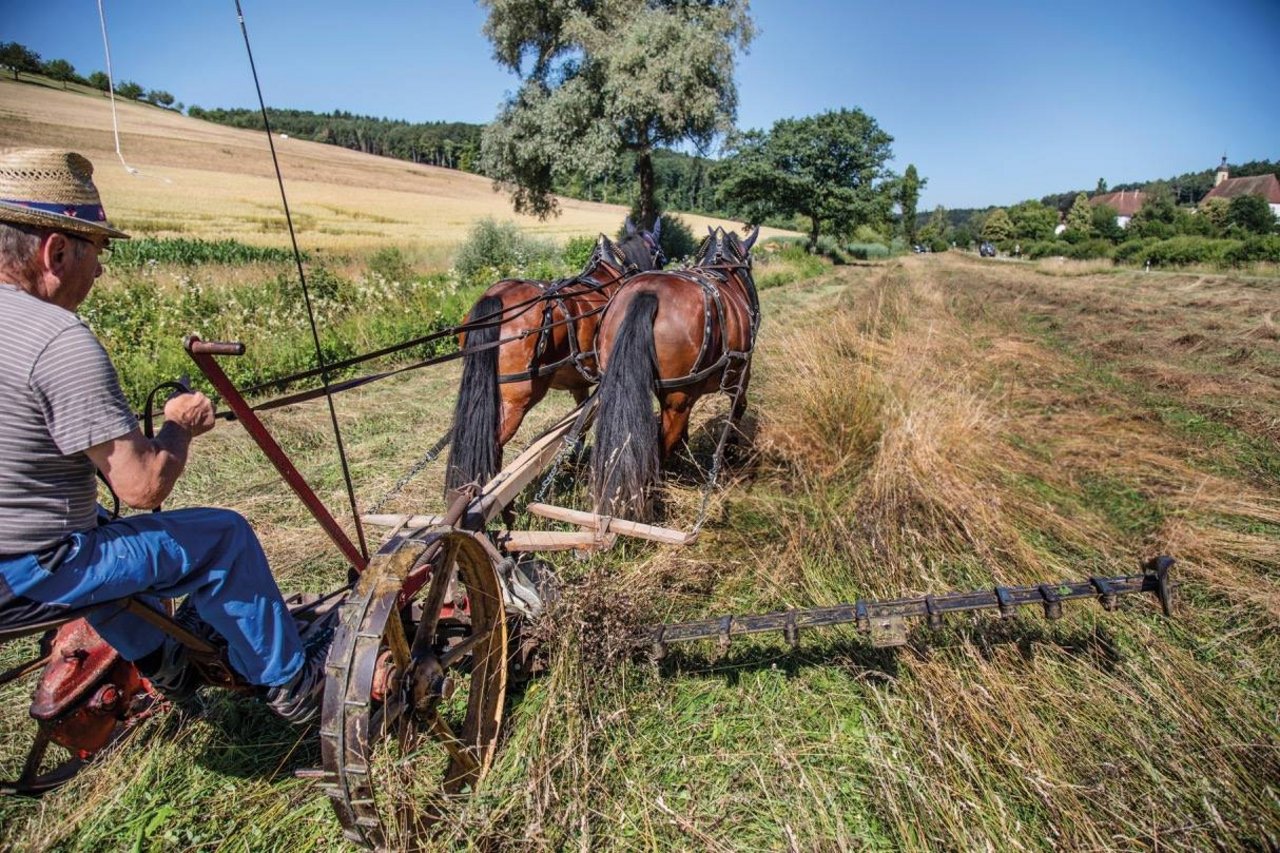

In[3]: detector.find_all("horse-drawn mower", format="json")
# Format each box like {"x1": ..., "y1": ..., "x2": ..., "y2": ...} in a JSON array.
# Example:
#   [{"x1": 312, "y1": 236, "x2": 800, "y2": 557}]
[{"x1": 0, "y1": 231, "x2": 1177, "y2": 850}]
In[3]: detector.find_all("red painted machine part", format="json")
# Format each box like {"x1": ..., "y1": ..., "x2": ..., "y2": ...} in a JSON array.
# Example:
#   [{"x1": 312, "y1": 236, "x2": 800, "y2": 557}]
[{"x1": 30, "y1": 619, "x2": 149, "y2": 757}]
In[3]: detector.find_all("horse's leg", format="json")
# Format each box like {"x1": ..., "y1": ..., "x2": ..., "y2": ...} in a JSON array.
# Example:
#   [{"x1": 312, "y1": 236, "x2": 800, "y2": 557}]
[
  {"x1": 659, "y1": 392, "x2": 695, "y2": 461},
  {"x1": 495, "y1": 378, "x2": 550, "y2": 526},
  {"x1": 496, "y1": 378, "x2": 550, "y2": 454},
  {"x1": 729, "y1": 364, "x2": 751, "y2": 445},
  {"x1": 565, "y1": 383, "x2": 591, "y2": 462}
]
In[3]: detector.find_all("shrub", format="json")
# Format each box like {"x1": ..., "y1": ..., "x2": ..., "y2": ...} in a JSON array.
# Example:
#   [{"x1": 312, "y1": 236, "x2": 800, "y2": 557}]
[
  {"x1": 1223, "y1": 235, "x2": 1280, "y2": 265},
  {"x1": 846, "y1": 242, "x2": 890, "y2": 260},
  {"x1": 753, "y1": 239, "x2": 828, "y2": 289},
  {"x1": 656, "y1": 214, "x2": 699, "y2": 264},
  {"x1": 452, "y1": 218, "x2": 559, "y2": 286},
  {"x1": 851, "y1": 224, "x2": 888, "y2": 244},
  {"x1": 366, "y1": 246, "x2": 413, "y2": 283},
  {"x1": 561, "y1": 234, "x2": 597, "y2": 271},
  {"x1": 1144, "y1": 236, "x2": 1231, "y2": 267},
  {"x1": 1024, "y1": 240, "x2": 1063, "y2": 259},
  {"x1": 1059, "y1": 239, "x2": 1115, "y2": 260},
  {"x1": 1113, "y1": 238, "x2": 1161, "y2": 265},
  {"x1": 803, "y1": 234, "x2": 848, "y2": 263}
]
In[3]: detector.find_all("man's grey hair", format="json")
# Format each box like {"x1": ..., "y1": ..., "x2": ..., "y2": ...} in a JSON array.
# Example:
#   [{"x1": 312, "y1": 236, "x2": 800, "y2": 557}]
[{"x1": 0, "y1": 222, "x2": 45, "y2": 269}]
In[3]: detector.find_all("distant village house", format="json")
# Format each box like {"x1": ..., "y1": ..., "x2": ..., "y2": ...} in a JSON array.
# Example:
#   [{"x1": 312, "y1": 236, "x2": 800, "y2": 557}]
[
  {"x1": 1200, "y1": 157, "x2": 1280, "y2": 219},
  {"x1": 1087, "y1": 190, "x2": 1147, "y2": 228}
]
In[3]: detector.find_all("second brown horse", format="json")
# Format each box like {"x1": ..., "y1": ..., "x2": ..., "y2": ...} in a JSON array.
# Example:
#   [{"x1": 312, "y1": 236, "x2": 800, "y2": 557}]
[
  {"x1": 445, "y1": 221, "x2": 663, "y2": 498},
  {"x1": 590, "y1": 227, "x2": 760, "y2": 520}
]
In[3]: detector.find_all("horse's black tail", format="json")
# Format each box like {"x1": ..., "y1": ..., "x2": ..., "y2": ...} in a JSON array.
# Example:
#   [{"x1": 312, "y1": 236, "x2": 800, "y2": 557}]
[
  {"x1": 592, "y1": 292, "x2": 661, "y2": 520},
  {"x1": 445, "y1": 295, "x2": 502, "y2": 498}
]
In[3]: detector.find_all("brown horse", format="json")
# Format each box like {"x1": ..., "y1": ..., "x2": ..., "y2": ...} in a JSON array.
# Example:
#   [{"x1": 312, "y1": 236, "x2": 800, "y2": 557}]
[
  {"x1": 445, "y1": 221, "x2": 663, "y2": 498},
  {"x1": 590, "y1": 227, "x2": 760, "y2": 520}
]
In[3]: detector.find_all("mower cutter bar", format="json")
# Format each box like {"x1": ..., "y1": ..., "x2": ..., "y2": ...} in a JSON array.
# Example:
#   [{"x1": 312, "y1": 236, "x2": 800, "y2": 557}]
[{"x1": 643, "y1": 556, "x2": 1175, "y2": 658}]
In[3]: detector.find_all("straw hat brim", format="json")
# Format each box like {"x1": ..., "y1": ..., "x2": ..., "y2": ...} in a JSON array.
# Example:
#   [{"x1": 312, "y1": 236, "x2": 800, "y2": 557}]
[{"x1": 0, "y1": 199, "x2": 130, "y2": 240}]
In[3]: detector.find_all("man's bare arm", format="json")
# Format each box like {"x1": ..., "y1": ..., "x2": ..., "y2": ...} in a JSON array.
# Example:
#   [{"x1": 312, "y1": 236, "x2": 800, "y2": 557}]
[{"x1": 85, "y1": 392, "x2": 216, "y2": 509}]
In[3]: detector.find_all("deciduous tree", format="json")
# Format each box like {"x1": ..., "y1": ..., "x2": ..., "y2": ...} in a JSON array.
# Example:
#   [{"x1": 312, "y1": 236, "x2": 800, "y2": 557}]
[
  {"x1": 146, "y1": 89, "x2": 175, "y2": 108},
  {"x1": 1225, "y1": 194, "x2": 1275, "y2": 235},
  {"x1": 42, "y1": 58, "x2": 77, "y2": 88},
  {"x1": 1064, "y1": 192, "x2": 1092, "y2": 241},
  {"x1": 87, "y1": 71, "x2": 110, "y2": 92},
  {"x1": 981, "y1": 208, "x2": 1013, "y2": 244},
  {"x1": 479, "y1": 0, "x2": 754, "y2": 226},
  {"x1": 716, "y1": 108, "x2": 895, "y2": 248},
  {"x1": 115, "y1": 80, "x2": 144, "y2": 100},
  {"x1": 1198, "y1": 197, "x2": 1229, "y2": 232},
  {"x1": 1008, "y1": 199, "x2": 1058, "y2": 241},
  {"x1": 0, "y1": 42, "x2": 41, "y2": 80},
  {"x1": 1090, "y1": 204, "x2": 1124, "y2": 242},
  {"x1": 899, "y1": 164, "x2": 923, "y2": 243}
]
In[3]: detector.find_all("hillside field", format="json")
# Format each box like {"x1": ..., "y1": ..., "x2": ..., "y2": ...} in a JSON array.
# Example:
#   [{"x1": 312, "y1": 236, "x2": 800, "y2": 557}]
[
  {"x1": 0, "y1": 77, "x2": 789, "y2": 252},
  {"x1": 1, "y1": 73, "x2": 1278, "y2": 853}
]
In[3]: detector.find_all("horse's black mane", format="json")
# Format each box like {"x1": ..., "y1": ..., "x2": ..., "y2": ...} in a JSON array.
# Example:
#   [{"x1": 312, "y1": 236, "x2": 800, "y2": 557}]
[
  {"x1": 586, "y1": 230, "x2": 657, "y2": 274},
  {"x1": 588, "y1": 234, "x2": 628, "y2": 271}
]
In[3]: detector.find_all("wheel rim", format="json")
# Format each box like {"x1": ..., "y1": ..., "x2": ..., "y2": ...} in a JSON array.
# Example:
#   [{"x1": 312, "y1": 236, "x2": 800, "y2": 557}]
[{"x1": 320, "y1": 530, "x2": 507, "y2": 850}]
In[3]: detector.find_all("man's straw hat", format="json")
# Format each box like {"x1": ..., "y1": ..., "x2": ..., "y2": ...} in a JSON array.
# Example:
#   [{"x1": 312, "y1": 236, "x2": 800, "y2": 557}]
[{"x1": 0, "y1": 148, "x2": 130, "y2": 240}]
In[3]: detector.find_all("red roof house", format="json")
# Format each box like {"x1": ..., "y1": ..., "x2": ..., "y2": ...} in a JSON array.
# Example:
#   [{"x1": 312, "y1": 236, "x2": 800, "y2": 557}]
[
  {"x1": 1088, "y1": 190, "x2": 1147, "y2": 227},
  {"x1": 1200, "y1": 157, "x2": 1280, "y2": 219}
]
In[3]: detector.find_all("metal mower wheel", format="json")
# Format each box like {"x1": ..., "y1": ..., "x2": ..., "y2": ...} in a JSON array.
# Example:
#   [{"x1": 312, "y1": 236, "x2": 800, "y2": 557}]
[{"x1": 319, "y1": 529, "x2": 507, "y2": 850}]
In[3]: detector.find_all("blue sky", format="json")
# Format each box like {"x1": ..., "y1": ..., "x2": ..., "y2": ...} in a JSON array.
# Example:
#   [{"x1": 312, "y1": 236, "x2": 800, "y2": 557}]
[{"x1": 4, "y1": 0, "x2": 1277, "y2": 210}]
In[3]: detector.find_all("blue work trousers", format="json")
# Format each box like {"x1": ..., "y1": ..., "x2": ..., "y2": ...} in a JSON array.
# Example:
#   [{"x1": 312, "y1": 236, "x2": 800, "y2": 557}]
[{"x1": 0, "y1": 508, "x2": 303, "y2": 687}]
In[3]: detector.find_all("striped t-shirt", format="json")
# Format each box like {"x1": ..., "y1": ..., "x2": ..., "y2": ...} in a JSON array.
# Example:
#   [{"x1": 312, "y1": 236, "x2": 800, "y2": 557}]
[{"x1": 0, "y1": 284, "x2": 137, "y2": 553}]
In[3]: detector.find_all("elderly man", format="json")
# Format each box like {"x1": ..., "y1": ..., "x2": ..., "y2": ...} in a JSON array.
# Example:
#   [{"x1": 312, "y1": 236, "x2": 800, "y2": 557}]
[{"x1": 0, "y1": 148, "x2": 326, "y2": 723}]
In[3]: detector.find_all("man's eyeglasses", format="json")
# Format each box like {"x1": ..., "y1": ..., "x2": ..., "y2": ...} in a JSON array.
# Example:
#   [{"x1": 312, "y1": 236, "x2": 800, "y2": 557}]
[{"x1": 62, "y1": 232, "x2": 112, "y2": 262}]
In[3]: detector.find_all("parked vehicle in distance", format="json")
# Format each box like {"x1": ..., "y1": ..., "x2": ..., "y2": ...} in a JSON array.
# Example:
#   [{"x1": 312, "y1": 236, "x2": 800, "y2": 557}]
[{"x1": 979, "y1": 241, "x2": 996, "y2": 257}]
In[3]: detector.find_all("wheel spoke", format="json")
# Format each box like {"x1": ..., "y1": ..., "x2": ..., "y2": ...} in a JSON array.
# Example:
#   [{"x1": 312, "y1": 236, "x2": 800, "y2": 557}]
[
  {"x1": 427, "y1": 714, "x2": 480, "y2": 775},
  {"x1": 384, "y1": 609, "x2": 411, "y2": 672},
  {"x1": 319, "y1": 533, "x2": 506, "y2": 849},
  {"x1": 410, "y1": 538, "x2": 459, "y2": 659},
  {"x1": 438, "y1": 628, "x2": 493, "y2": 670}
]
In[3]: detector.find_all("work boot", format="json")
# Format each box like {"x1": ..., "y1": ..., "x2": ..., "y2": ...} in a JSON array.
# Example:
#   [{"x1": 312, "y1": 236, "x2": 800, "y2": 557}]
[
  {"x1": 264, "y1": 607, "x2": 341, "y2": 725},
  {"x1": 134, "y1": 600, "x2": 218, "y2": 702}
]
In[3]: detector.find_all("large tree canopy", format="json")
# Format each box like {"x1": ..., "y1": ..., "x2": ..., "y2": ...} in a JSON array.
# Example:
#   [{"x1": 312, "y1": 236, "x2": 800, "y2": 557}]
[
  {"x1": 715, "y1": 108, "x2": 894, "y2": 248},
  {"x1": 479, "y1": 0, "x2": 754, "y2": 225}
]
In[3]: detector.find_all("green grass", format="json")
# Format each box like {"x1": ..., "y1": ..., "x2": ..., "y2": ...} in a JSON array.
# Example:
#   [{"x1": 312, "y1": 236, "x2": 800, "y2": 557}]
[{"x1": 109, "y1": 237, "x2": 305, "y2": 268}]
